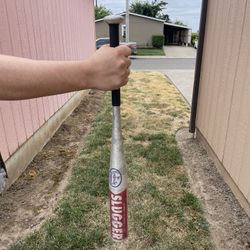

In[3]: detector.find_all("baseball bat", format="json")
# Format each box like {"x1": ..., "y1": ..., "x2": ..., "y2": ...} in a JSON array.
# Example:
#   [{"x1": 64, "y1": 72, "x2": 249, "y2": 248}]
[{"x1": 104, "y1": 15, "x2": 128, "y2": 242}]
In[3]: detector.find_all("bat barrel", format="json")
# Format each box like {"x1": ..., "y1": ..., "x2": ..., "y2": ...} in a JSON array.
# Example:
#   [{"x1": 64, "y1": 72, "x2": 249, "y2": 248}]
[{"x1": 109, "y1": 106, "x2": 127, "y2": 241}]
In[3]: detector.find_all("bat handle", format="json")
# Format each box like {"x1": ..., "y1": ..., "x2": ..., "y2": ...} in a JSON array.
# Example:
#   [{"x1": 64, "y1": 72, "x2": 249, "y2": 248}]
[{"x1": 104, "y1": 16, "x2": 124, "y2": 107}]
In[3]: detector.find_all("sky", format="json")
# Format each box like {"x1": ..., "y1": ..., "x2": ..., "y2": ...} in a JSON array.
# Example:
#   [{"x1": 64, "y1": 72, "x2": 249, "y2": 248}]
[{"x1": 95, "y1": 0, "x2": 202, "y2": 32}]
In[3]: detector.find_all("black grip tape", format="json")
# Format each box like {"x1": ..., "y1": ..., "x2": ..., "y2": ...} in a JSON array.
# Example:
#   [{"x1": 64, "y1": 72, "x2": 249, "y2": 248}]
[
  {"x1": 109, "y1": 24, "x2": 121, "y2": 107},
  {"x1": 112, "y1": 89, "x2": 120, "y2": 106}
]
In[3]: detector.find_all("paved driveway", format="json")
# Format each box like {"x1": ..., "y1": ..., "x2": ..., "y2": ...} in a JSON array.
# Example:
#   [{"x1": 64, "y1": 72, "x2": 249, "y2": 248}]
[
  {"x1": 131, "y1": 58, "x2": 195, "y2": 70},
  {"x1": 164, "y1": 45, "x2": 197, "y2": 58}
]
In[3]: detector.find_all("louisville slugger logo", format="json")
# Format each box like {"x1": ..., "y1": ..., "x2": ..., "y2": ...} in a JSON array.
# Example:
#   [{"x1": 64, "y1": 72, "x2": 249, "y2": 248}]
[
  {"x1": 109, "y1": 168, "x2": 122, "y2": 188},
  {"x1": 110, "y1": 191, "x2": 127, "y2": 241}
]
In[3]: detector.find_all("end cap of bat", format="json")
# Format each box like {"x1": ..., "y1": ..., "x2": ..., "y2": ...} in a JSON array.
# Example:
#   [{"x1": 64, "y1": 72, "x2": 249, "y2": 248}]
[{"x1": 104, "y1": 15, "x2": 124, "y2": 25}]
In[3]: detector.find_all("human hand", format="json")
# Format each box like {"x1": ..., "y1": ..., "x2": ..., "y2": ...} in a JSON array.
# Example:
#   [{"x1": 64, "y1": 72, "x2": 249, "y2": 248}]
[{"x1": 84, "y1": 45, "x2": 131, "y2": 91}]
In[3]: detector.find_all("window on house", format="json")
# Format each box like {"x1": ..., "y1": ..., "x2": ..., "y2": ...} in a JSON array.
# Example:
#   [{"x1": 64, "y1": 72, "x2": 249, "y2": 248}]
[{"x1": 122, "y1": 24, "x2": 126, "y2": 38}]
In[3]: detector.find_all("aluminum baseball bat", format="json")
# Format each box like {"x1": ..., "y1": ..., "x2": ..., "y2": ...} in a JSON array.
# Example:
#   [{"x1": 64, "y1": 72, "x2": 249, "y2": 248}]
[{"x1": 104, "y1": 15, "x2": 128, "y2": 242}]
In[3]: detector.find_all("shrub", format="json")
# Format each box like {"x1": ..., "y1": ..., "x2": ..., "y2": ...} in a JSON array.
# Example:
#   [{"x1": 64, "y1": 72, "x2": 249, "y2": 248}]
[
  {"x1": 152, "y1": 35, "x2": 165, "y2": 48},
  {"x1": 191, "y1": 33, "x2": 198, "y2": 45}
]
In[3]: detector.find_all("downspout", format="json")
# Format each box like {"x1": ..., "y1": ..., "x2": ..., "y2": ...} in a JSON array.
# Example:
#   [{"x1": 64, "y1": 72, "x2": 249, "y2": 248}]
[
  {"x1": 0, "y1": 152, "x2": 8, "y2": 193},
  {"x1": 189, "y1": 0, "x2": 209, "y2": 133}
]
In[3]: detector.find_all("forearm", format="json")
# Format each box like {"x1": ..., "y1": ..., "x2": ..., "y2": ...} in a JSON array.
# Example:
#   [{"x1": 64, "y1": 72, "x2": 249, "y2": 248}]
[
  {"x1": 0, "y1": 55, "x2": 89, "y2": 100},
  {"x1": 0, "y1": 46, "x2": 131, "y2": 100}
]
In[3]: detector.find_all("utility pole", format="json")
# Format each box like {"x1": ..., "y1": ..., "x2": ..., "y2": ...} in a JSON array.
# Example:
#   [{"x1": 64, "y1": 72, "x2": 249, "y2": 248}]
[
  {"x1": 95, "y1": 0, "x2": 97, "y2": 7},
  {"x1": 126, "y1": 0, "x2": 129, "y2": 43}
]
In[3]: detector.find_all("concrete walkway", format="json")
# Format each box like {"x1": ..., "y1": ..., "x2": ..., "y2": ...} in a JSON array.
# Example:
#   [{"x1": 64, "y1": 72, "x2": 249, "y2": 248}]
[
  {"x1": 161, "y1": 46, "x2": 196, "y2": 105},
  {"x1": 164, "y1": 46, "x2": 197, "y2": 59},
  {"x1": 161, "y1": 70, "x2": 195, "y2": 105}
]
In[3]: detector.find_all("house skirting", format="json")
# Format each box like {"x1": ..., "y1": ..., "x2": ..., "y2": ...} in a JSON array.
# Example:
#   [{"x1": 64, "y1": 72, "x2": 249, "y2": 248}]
[
  {"x1": 196, "y1": 128, "x2": 250, "y2": 218},
  {"x1": 5, "y1": 90, "x2": 88, "y2": 190}
]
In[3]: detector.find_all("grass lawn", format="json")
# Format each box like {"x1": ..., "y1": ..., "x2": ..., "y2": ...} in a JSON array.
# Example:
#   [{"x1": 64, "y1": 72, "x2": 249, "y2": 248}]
[
  {"x1": 136, "y1": 48, "x2": 165, "y2": 56},
  {"x1": 10, "y1": 72, "x2": 212, "y2": 249}
]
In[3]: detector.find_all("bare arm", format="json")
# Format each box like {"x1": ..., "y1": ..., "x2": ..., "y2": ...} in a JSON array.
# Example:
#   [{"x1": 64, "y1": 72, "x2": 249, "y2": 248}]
[{"x1": 0, "y1": 45, "x2": 131, "y2": 100}]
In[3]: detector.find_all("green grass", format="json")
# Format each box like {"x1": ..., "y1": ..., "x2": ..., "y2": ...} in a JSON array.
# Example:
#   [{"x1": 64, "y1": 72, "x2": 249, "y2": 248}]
[
  {"x1": 137, "y1": 48, "x2": 165, "y2": 56},
  {"x1": 9, "y1": 72, "x2": 212, "y2": 250}
]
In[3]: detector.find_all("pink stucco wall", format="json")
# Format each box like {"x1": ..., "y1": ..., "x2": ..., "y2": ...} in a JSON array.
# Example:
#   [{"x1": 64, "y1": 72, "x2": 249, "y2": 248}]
[{"x1": 0, "y1": 0, "x2": 95, "y2": 160}]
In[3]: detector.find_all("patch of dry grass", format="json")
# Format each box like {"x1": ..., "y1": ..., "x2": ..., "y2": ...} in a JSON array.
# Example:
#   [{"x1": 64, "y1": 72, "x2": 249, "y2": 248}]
[{"x1": 122, "y1": 72, "x2": 190, "y2": 135}]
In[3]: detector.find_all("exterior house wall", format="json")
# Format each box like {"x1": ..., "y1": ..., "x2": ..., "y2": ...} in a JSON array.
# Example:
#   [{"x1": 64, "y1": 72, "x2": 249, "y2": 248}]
[
  {"x1": 0, "y1": 0, "x2": 95, "y2": 187},
  {"x1": 196, "y1": 0, "x2": 250, "y2": 207},
  {"x1": 95, "y1": 13, "x2": 192, "y2": 47},
  {"x1": 95, "y1": 14, "x2": 164, "y2": 47},
  {"x1": 129, "y1": 15, "x2": 164, "y2": 47},
  {"x1": 96, "y1": 21, "x2": 109, "y2": 39},
  {"x1": 95, "y1": 20, "x2": 124, "y2": 42}
]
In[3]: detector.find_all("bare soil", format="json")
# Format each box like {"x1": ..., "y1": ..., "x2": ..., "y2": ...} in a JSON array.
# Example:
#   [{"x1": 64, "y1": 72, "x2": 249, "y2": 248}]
[
  {"x1": 0, "y1": 90, "x2": 105, "y2": 250},
  {"x1": 176, "y1": 128, "x2": 250, "y2": 250}
]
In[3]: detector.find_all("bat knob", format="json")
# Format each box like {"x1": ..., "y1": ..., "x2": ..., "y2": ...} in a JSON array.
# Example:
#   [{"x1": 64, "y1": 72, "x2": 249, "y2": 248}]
[{"x1": 104, "y1": 15, "x2": 124, "y2": 25}]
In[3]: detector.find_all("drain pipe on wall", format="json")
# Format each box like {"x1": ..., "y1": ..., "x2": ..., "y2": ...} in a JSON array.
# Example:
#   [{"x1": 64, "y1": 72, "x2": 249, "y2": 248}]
[
  {"x1": 189, "y1": 0, "x2": 209, "y2": 133},
  {"x1": 0, "y1": 153, "x2": 8, "y2": 193}
]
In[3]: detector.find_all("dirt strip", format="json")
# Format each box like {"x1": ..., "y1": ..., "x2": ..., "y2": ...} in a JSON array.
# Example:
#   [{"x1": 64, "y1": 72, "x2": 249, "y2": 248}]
[
  {"x1": 176, "y1": 128, "x2": 250, "y2": 250},
  {"x1": 0, "y1": 90, "x2": 104, "y2": 250}
]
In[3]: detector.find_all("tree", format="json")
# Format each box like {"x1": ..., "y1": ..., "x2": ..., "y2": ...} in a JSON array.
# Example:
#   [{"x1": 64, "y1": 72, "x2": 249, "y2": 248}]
[
  {"x1": 95, "y1": 5, "x2": 112, "y2": 20},
  {"x1": 174, "y1": 20, "x2": 186, "y2": 26},
  {"x1": 130, "y1": 0, "x2": 169, "y2": 22}
]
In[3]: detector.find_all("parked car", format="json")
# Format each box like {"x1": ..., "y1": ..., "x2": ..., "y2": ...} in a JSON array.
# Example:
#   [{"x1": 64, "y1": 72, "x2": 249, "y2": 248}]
[
  {"x1": 96, "y1": 37, "x2": 110, "y2": 50},
  {"x1": 96, "y1": 38, "x2": 137, "y2": 55}
]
